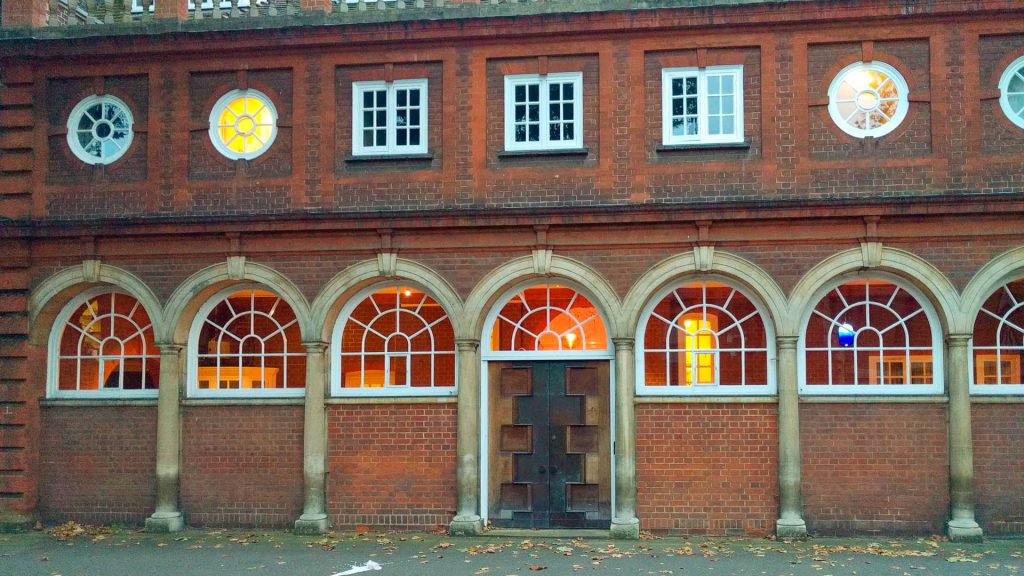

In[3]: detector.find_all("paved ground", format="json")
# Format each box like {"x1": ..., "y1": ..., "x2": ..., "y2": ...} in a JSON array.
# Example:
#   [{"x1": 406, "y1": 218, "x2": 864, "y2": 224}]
[{"x1": 0, "y1": 525, "x2": 1022, "y2": 576}]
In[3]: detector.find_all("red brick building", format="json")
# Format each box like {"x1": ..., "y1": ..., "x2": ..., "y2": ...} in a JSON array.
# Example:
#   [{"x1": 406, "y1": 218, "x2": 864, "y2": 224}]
[{"x1": 0, "y1": 0, "x2": 1022, "y2": 540}]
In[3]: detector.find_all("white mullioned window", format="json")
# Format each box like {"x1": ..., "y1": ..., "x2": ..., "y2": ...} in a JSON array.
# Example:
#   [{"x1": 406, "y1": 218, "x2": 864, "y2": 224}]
[
  {"x1": 998, "y1": 55, "x2": 1024, "y2": 130},
  {"x1": 331, "y1": 285, "x2": 456, "y2": 396},
  {"x1": 800, "y1": 277, "x2": 943, "y2": 395},
  {"x1": 662, "y1": 66, "x2": 744, "y2": 145},
  {"x1": 827, "y1": 61, "x2": 909, "y2": 139},
  {"x1": 49, "y1": 290, "x2": 159, "y2": 398},
  {"x1": 636, "y1": 281, "x2": 774, "y2": 395},
  {"x1": 188, "y1": 287, "x2": 305, "y2": 398},
  {"x1": 208, "y1": 89, "x2": 279, "y2": 161},
  {"x1": 352, "y1": 79, "x2": 428, "y2": 156},
  {"x1": 504, "y1": 73, "x2": 583, "y2": 151},
  {"x1": 487, "y1": 284, "x2": 608, "y2": 358},
  {"x1": 971, "y1": 279, "x2": 1024, "y2": 393},
  {"x1": 66, "y1": 94, "x2": 134, "y2": 165}
]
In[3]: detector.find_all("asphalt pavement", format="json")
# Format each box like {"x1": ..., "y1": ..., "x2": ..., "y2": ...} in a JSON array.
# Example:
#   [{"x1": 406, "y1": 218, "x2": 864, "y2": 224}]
[{"x1": 0, "y1": 524, "x2": 1021, "y2": 576}]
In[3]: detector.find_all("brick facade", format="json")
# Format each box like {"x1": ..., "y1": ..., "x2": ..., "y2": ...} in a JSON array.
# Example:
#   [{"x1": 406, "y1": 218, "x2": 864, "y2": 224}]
[{"x1": 1, "y1": 0, "x2": 1023, "y2": 537}]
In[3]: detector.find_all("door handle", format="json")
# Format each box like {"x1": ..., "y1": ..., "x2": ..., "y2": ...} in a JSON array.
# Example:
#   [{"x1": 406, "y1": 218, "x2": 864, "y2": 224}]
[
  {"x1": 538, "y1": 466, "x2": 546, "y2": 474},
  {"x1": 549, "y1": 466, "x2": 558, "y2": 475}
]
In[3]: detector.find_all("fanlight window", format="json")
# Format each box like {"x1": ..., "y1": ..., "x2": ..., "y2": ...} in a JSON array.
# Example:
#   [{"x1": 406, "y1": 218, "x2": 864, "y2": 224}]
[
  {"x1": 208, "y1": 89, "x2": 278, "y2": 160},
  {"x1": 802, "y1": 279, "x2": 940, "y2": 394},
  {"x1": 490, "y1": 285, "x2": 608, "y2": 352},
  {"x1": 639, "y1": 281, "x2": 770, "y2": 392},
  {"x1": 53, "y1": 292, "x2": 159, "y2": 396},
  {"x1": 972, "y1": 279, "x2": 1024, "y2": 390},
  {"x1": 336, "y1": 286, "x2": 455, "y2": 394},
  {"x1": 193, "y1": 289, "x2": 304, "y2": 395},
  {"x1": 66, "y1": 95, "x2": 134, "y2": 165}
]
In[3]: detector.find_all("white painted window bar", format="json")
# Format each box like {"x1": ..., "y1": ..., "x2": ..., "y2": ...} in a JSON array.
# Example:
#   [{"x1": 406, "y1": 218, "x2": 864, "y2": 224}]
[
  {"x1": 638, "y1": 281, "x2": 771, "y2": 394},
  {"x1": 51, "y1": 291, "x2": 159, "y2": 397},
  {"x1": 333, "y1": 286, "x2": 456, "y2": 396},
  {"x1": 801, "y1": 279, "x2": 941, "y2": 394},
  {"x1": 971, "y1": 279, "x2": 1024, "y2": 393},
  {"x1": 191, "y1": 289, "x2": 304, "y2": 397}
]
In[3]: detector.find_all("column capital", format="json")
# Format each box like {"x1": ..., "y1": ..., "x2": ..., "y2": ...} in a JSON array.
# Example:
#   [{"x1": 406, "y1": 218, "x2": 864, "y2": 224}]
[
  {"x1": 455, "y1": 338, "x2": 480, "y2": 352},
  {"x1": 156, "y1": 343, "x2": 184, "y2": 355},
  {"x1": 776, "y1": 335, "x2": 799, "y2": 349},
  {"x1": 302, "y1": 341, "x2": 328, "y2": 353},
  {"x1": 612, "y1": 337, "x2": 635, "y2": 351},
  {"x1": 946, "y1": 333, "x2": 973, "y2": 346}
]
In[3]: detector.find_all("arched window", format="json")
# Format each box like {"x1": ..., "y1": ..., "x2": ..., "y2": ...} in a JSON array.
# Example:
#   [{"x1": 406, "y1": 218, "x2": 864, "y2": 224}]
[
  {"x1": 332, "y1": 285, "x2": 456, "y2": 396},
  {"x1": 50, "y1": 290, "x2": 159, "y2": 397},
  {"x1": 971, "y1": 279, "x2": 1024, "y2": 392},
  {"x1": 637, "y1": 281, "x2": 773, "y2": 395},
  {"x1": 189, "y1": 288, "x2": 305, "y2": 397},
  {"x1": 487, "y1": 284, "x2": 608, "y2": 355},
  {"x1": 801, "y1": 278, "x2": 942, "y2": 394}
]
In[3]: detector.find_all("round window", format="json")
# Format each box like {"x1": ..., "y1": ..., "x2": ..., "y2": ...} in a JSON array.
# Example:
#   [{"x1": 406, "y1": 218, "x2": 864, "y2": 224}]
[
  {"x1": 827, "y1": 61, "x2": 909, "y2": 138},
  {"x1": 999, "y1": 55, "x2": 1024, "y2": 130},
  {"x1": 66, "y1": 95, "x2": 134, "y2": 165},
  {"x1": 208, "y1": 89, "x2": 278, "y2": 160}
]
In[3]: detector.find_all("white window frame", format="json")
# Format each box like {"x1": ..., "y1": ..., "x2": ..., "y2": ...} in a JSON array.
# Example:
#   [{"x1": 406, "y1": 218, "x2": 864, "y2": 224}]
[
  {"x1": 330, "y1": 284, "x2": 457, "y2": 398},
  {"x1": 188, "y1": 286, "x2": 305, "y2": 399},
  {"x1": 47, "y1": 288, "x2": 159, "y2": 399},
  {"x1": 798, "y1": 275, "x2": 944, "y2": 396},
  {"x1": 208, "y1": 88, "x2": 279, "y2": 161},
  {"x1": 66, "y1": 94, "x2": 135, "y2": 166},
  {"x1": 352, "y1": 79, "x2": 429, "y2": 156},
  {"x1": 661, "y1": 66, "x2": 744, "y2": 145},
  {"x1": 970, "y1": 280, "x2": 1024, "y2": 394},
  {"x1": 998, "y1": 55, "x2": 1024, "y2": 130},
  {"x1": 503, "y1": 72, "x2": 583, "y2": 152},
  {"x1": 827, "y1": 60, "x2": 909, "y2": 139},
  {"x1": 635, "y1": 279, "x2": 776, "y2": 396}
]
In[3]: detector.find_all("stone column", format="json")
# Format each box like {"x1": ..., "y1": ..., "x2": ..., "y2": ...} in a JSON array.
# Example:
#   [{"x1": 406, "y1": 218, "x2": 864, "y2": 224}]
[
  {"x1": 295, "y1": 341, "x2": 329, "y2": 534},
  {"x1": 946, "y1": 334, "x2": 983, "y2": 542},
  {"x1": 775, "y1": 336, "x2": 807, "y2": 538},
  {"x1": 146, "y1": 344, "x2": 185, "y2": 532},
  {"x1": 610, "y1": 337, "x2": 640, "y2": 539},
  {"x1": 449, "y1": 338, "x2": 484, "y2": 535}
]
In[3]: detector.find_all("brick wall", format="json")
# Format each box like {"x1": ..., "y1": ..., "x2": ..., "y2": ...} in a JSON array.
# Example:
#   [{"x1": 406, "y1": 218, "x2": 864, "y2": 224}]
[
  {"x1": 38, "y1": 406, "x2": 157, "y2": 525},
  {"x1": 180, "y1": 405, "x2": 303, "y2": 527},
  {"x1": 326, "y1": 403, "x2": 456, "y2": 529},
  {"x1": 636, "y1": 403, "x2": 778, "y2": 535},
  {"x1": 972, "y1": 403, "x2": 1024, "y2": 535},
  {"x1": 800, "y1": 403, "x2": 949, "y2": 535}
]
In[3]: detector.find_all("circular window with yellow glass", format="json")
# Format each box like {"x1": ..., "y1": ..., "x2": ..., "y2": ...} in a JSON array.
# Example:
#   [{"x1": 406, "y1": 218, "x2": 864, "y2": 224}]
[{"x1": 208, "y1": 89, "x2": 278, "y2": 160}]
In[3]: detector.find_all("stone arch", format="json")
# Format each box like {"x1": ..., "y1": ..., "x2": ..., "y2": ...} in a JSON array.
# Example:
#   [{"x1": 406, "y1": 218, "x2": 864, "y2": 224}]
[
  {"x1": 787, "y1": 246, "x2": 962, "y2": 336},
  {"x1": 29, "y1": 261, "x2": 165, "y2": 346},
  {"x1": 621, "y1": 249, "x2": 789, "y2": 339},
  {"x1": 161, "y1": 258, "x2": 313, "y2": 345},
  {"x1": 961, "y1": 246, "x2": 1024, "y2": 335},
  {"x1": 463, "y1": 254, "x2": 624, "y2": 341},
  {"x1": 311, "y1": 257, "x2": 465, "y2": 343}
]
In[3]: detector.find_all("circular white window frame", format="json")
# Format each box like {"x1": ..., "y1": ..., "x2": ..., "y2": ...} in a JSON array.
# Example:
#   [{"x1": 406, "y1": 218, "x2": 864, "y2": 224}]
[
  {"x1": 998, "y1": 55, "x2": 1024, "y2": 130},
  {"x1": 827, "y1": 61, "x2": 910, "y2": 139},
  {"x1": 207, "y1": 88, "x2": 279, "y2": 161},
  {"x1": 66, "y1": 94, "x2": 135, "y2": 165}
]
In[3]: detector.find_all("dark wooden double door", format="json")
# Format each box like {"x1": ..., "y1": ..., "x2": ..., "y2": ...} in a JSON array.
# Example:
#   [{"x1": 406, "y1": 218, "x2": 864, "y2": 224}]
[{"x1": 488, "y1": 361, "x2": 611, "y2": 529}]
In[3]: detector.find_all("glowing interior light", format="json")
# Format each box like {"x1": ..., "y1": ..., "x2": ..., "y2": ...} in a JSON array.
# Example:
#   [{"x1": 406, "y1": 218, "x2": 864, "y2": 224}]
[
  {"x1": 403, "y1": 289, "x2": 412, "y2": 297},
  {"x1": 837, "y1": 322, "x2": 856, "y2": 348},
  {"x1": 564, "y1": 333, "x2": 577, "y2": 349}
]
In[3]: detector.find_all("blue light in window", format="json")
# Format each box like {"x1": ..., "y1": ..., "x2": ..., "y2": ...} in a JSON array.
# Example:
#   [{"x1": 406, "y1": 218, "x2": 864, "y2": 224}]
[{"x1": 837, "y1": 322, "x2": 855, "y2": 348}]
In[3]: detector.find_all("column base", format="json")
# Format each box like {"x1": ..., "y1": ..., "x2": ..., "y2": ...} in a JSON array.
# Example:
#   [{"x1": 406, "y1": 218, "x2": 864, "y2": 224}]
[
  {"x1": 948, "y1": 519, "x2": 983, "y2": 543},
  {"x1": 610, "y1": 517, "x2": 640, "y2": 539},
  {"x1": 449, "y1": 515, "x2": 483, "y2": 536},
  {"x1": 294, "y1": 513, "x2": 330, "y2": 535},
  {"x1": 145, "y1": 511, "x2": 184, "y2": 533},
  {"x1": 775, "y1": 517, "x2": 807, "y2": 539}
]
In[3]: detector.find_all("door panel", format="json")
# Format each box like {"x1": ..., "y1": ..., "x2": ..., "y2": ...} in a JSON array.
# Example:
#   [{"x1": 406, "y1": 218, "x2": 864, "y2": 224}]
[{"x1": 488, "y1": 361, "x2": 611, "y2": 528}]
